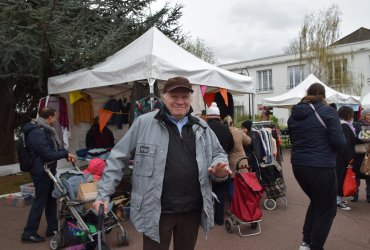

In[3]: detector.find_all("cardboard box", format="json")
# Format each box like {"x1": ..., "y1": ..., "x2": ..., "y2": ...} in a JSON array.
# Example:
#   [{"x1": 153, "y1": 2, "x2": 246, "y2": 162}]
[{"x1": 77, "y1": 182, "x2": 97, "y2": 210}]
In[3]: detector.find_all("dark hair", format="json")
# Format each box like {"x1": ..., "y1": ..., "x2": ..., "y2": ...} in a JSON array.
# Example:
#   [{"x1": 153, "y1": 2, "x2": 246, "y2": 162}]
[
  {"x1": 38, "y1": 107, "x2": 56, "y2": 119},
  {"x1": 241, "y1": 120, "x2": 253, "y2": 131},
  {"x1": 338, "y1": 106, "x2": 354, "y2": 121},
  {"x1": 301, "y1": 83, "x2": 326, "y2": 103}
]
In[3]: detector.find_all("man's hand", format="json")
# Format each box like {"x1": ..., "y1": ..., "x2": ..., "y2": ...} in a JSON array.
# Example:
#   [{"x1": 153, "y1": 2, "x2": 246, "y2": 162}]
[
  {"x1": 67, "y1": 153, "x2": 76, "y2": 163},
  {"x1": 208, "y1": 162, "x2": 232, "y2": 178},
  {"x1": 93, "y1": 200, "x2": 109, "y2": 214}
]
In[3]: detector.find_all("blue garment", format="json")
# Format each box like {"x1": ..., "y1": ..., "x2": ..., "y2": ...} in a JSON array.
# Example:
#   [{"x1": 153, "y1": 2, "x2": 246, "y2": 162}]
[{"x1": 288, "y1": 101, "x2": 346, "y2": 168}]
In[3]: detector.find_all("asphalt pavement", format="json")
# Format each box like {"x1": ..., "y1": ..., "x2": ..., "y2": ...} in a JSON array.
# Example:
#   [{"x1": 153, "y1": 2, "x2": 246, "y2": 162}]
[{"x1": 1, "y1": 150, "x2": 370, "y2": 250}]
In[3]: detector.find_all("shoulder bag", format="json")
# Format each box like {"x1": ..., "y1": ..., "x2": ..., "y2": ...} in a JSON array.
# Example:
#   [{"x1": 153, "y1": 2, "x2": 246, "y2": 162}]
[
  {"x1": 309, "y1": 103, "x2": 327, "y2": 129},
  {"x1": 360, "y1": 153, "x2": 370, "y2": 176}
]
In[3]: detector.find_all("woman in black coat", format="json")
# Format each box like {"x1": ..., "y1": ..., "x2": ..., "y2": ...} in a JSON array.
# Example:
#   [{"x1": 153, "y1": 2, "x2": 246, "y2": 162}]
[{"x1": 336, "y1": 106, "x2": 356, "y2": 210}]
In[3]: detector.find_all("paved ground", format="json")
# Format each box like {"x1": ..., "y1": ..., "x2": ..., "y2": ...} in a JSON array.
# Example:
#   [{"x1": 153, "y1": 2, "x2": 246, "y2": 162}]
[{"x1": 1, "y1": 150, "x2": 370, "y2": 250}]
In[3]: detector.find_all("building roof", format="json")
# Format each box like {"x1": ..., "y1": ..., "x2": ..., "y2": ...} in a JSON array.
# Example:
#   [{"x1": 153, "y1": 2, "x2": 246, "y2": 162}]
[{"x1": 332, "y1": 27, "x2": 370, "y2": 46}]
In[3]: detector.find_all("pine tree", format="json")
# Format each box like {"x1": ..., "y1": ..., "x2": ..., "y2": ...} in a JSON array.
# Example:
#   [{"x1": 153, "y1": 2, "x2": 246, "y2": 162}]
[{"x1": 0, "y1": 0, "x2": 184, "y2": 164}]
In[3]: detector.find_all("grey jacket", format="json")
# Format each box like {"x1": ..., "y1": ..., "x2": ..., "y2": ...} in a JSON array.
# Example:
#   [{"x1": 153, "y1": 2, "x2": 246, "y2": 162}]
[{"x1": 96, "y1": 109, "x2": 229, "y2": 243}]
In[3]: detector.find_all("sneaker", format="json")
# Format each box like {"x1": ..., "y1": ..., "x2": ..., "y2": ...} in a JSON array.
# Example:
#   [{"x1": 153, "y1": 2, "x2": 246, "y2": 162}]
[
  {"x1": 341, "y1": 200, "x2": 348, "y2": 205},
  {"x1": 337, "y1": 203, "x2": 351, "y2": 211},
  {"x1": 351, "y1": 194, "x2": 358, "y2": 202},
  {"x1": 21, "y1": 234, "x2": 45, "y2": 243},
  {"x1": 299, "y1": 241, "x2": 310, "y2": 250}
]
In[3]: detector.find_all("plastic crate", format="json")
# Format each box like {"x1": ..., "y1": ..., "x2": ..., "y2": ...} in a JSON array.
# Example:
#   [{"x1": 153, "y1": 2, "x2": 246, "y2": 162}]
[
  {"x1": 20, "y1": 183, "x2": 35, "y2": 197},
  {"x1": 3, "y1": 192, "x2": 32, "y2": 207}
]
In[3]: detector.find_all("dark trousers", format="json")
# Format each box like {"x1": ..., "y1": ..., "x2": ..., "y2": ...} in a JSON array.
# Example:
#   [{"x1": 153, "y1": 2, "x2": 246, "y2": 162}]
[
  {"x1": 293, "y1": 165, "x2": 337, "y2": 250},
  {"x1": 143, "y1": 211, "x2": 201, "y2": 250},
  {"x1": 23, "y1": 173, "x2": 57, "y2": 236},
  {"x1": 212, "y1": 181, "x2": 228, "y2": 225}
]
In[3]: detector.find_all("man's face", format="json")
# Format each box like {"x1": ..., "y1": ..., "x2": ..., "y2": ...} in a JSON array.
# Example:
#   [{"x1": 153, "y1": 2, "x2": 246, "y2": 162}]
[
  {"x1": 163, "y1": 88, "x2": 192, "y2": 120},
  {"x1": 47, "y1": 112, "x2": 57, "y2": 126}
]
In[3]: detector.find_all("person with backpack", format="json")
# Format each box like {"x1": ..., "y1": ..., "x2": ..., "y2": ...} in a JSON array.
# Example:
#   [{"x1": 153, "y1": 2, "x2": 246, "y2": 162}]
[{"x1": 21, "y1": 107, "x2": 76, "y2": 243}]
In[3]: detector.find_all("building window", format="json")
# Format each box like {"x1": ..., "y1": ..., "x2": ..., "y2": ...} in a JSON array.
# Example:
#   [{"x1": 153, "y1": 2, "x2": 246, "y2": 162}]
[
  {"x1": 257, "y1": 69, "x2": 273, "y2": 91},
  {"x1": 328, "y1": 59, "x2": 348, "y2": 86},
  {"x1": 287, "y1": 65, "x2": 306, "y2": 89}
]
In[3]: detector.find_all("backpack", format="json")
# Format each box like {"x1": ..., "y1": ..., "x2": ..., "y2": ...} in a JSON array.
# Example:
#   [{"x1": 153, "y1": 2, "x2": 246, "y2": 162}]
[{"x1": 16, "y1": 125, "x2": 44, "y2": 172}]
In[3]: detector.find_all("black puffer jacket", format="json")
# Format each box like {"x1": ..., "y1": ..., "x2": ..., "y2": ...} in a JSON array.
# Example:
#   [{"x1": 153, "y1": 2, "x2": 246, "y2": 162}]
[
  {"x1": 23, "y1": 122, "x2": 68, "y2": 175},
  {"x1": 288, "y1": 101, "x2": 346, "y2": 168}
]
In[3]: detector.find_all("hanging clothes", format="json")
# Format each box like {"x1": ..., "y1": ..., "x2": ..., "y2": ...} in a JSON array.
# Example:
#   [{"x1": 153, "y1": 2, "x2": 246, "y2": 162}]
[
  {"x1": 214, "y1": 91, "x2": 234, "y2": 120},
  {"x1": 129, "y1": 81, "x2": 161, "y2": 125},
  {"x1": 73, "y1": 93, "x2": 94, "y2": 125},
  {"x1": 134, "y1": 97, "x2": 163, "y2": 118}
]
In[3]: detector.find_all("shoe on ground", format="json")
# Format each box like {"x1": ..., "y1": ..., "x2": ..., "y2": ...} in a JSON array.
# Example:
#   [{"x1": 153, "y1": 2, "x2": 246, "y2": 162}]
[
  {"x1": 340, "y1": 200, "x2": 348, "y2": 205},
  {"x1": 337, "y1": 202, "x2": 351, "y2": 211},
  {"x1": 21, "y1": 234, "x2": 45, "y2": 243},
  {"x1": 299, "y1": 241, "x2": 310, "y2": 250},
  {"x1": 351, "y1": 194, "x2": 358, "y2": 202},
  {"x1": 45, "y1": 230, "x2": 56, "y2": 237}
]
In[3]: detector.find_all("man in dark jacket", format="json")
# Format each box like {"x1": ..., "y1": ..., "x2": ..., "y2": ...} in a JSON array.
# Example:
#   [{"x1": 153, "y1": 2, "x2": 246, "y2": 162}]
[
  {"x1": 21, "y1": 107, "x2": 76, "y2": 243},
  {"x1": 288, "y1": 83, "x2": 346, "y2": 250}
]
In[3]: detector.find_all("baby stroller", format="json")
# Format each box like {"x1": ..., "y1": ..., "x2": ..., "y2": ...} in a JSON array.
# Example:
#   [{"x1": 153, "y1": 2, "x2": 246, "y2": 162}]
[
  {"x1": 225, "y1": 157, "x2": 264, "y2": 237},
  {"x1": 44, "y1": 163, "x2": 129, "y2": 250},
  {"x1": 258, "y1": 159, "x2": 287, "y2": 210}
]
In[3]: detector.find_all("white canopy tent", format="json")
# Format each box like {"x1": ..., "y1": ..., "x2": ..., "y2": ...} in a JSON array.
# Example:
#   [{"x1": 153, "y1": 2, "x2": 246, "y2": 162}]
[
  {"x1": 361, "y1": 92, "x2": 370, "y2": 107},
  {"x1": 48, "y1": 26, "x2": 254, "y2": 95},
  {"x1": 47, "y1": 27, "x2": 254, "y2": 160},
  {"x1": 262, "y1": 74, "x2": 361, "y2": 108}
]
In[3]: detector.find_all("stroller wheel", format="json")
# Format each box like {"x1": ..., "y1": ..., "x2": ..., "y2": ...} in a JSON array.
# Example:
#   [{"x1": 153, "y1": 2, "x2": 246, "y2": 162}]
[
  {"x1": 263, "y1": 199, "x2": 277, "y2": 210},
  {"x1": 117, "y1": 230, "x2": 129, "y2": 246},
  {"x1": 49, "y1": 233, "x2": 64, "y2": 250},
  {"x1": 225, "y1": 218, "x2": 233, "y2": 233}
]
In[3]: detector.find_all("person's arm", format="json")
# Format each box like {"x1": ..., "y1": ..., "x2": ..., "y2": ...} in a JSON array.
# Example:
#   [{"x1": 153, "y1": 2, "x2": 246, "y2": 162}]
[
  {"x1": 28, "y1": 128, "x2": 68, "y2": 162},
  {"x1": 94, "y1": 117, "x2": 141, "y2": 213},
  {"x1": 324, "y1": 108, "x2": 347, "y2": 152}
]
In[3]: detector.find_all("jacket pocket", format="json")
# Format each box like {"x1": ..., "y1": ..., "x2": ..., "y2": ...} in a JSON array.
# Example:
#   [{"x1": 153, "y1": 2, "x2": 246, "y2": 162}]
[
  {"x1": 130, "y1": 192, "x2": 143, "y2": 211},
  {"x1": 134, "y1": 143, "x2": 157, "y2": 176}
]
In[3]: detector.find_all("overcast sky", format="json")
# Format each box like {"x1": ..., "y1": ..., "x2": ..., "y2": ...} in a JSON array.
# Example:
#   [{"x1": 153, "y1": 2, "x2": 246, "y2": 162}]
[{"x1": 152, "y1": 0, "x2": 370, "y2": 65}]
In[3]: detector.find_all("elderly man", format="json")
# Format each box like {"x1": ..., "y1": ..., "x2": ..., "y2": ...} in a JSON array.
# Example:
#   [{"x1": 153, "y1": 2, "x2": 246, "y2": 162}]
[{"x1": 94, "y1": 76, "x2": 231, "y2": 250}]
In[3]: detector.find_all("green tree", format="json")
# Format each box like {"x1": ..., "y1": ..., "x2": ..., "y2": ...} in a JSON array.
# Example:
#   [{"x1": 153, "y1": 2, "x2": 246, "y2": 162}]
[
  {"x1": 0, "y1": 0, "x2": 184, "y2": 165},
  {"x1": 182, "y1": 37, "x2": 218, "y2": 64},
  {"x1": 283, "y1": 4, "x2": 357, "y2": 93}
]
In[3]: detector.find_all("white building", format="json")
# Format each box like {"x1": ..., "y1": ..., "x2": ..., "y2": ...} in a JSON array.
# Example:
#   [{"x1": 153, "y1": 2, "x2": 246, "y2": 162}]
[{"x1": 221, "y1": 27, "x2": 370, "y2": 125}]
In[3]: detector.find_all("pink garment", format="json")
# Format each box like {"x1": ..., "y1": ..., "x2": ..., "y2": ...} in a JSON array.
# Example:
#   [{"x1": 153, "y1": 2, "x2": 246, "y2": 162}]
[{"x1": 82, "y1": 158, "x2": 106, "y2": 181}]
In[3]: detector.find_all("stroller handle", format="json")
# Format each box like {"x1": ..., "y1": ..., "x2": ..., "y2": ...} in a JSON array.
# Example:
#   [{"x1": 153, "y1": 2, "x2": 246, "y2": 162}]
[{"x1": 235, "y1": 156, "x2": 250, "y2": 172}]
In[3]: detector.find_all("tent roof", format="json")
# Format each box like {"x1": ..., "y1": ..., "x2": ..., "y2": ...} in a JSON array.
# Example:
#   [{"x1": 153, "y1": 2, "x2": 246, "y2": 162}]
[
  {"x1": 262, "y1": 74, "x2": 361, "y2": 108},
  {"x1": 361, "y1": 92, "x2": 370, "y2": 107},
  {"x1": 48, "y1": 27, "x2": 254, "y2": 95}
]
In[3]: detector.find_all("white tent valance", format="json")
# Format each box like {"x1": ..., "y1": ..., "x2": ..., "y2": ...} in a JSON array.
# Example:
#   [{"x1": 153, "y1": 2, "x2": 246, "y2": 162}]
[
  {"x1": 48, "y1": 27, "x2": 254, "y2": 95},
  {"x1": 262, "y1": 74, "x2": 361, "y2": 108}
]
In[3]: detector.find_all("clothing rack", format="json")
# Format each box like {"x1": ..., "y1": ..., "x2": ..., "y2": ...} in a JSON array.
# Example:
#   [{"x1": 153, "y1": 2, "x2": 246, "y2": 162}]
[{"x1": 252, "y1": 121, "x2": 275, "y2": 129}]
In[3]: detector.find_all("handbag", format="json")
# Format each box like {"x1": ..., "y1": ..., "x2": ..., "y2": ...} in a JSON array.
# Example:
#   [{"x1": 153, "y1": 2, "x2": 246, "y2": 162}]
[
  {"x1": 360, "y1": 154, "x2": 370, "y2": 176},
  {"x1": 342, "y1": 163, "x2": 357, "y2": 197}
]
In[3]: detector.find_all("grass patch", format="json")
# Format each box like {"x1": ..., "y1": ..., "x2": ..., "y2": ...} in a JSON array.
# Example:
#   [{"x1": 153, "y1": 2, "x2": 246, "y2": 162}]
[{"x1": 0, "y1": 173, "x2": 32, "y2": 195}]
